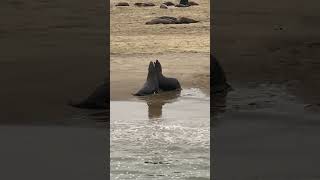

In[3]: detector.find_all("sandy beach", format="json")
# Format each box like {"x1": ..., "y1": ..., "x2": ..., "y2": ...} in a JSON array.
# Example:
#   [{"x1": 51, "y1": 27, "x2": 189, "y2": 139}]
[
  {"x1": 110, "y1": 0, "x2": 210, "y2": 100},
  {"x1": 110, "y1": 0, "x2": 210, "y2": 179}
]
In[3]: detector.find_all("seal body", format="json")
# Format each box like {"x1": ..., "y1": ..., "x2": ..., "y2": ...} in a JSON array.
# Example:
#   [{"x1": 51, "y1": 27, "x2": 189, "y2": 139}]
[
  {"x1": 163, "y1": 1, "x2": 175, "y2": 6},
  {"x1": 69, "y1": 81, "x2": 107, "y2": 109},
  {"x1": 115, "y1": 2, "x2": 130, "y2": 6},
  {"x1": 212, "y1": 55, "x2": 232, "y2": 95},
  {"x1": 154, "y1": 60, "x2": 181, "y2": 91},
  {"x1": 133, "y1": 61, "x2": 159, "y2": 96},
  {"x1": 146, "y1": 16, "x2": 198, "y2": 25}
]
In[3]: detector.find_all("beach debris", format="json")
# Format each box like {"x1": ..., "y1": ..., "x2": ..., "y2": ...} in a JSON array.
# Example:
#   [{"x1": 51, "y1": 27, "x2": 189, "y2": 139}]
[
  {"x1": 115, "y1": 2, "x2": 130, "y2": 6},
  {"x1": 160, "y1": 4, "x2": 168, "y2": 9},
  {"x1": 163, "y1": 1, "x2": 175, "y2": 6},
  {"x1": 134, "y1": 2, "x2": 156, "y2": 7},
  {"x1": 146, "y1": 16, "x2": 198, "y2": 25}
]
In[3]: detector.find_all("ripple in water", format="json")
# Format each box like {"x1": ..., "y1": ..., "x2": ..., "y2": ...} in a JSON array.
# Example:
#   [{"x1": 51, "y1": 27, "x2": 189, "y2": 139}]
[{"x1": 111, "y1": 88, "x2": 210, "y2": 179}]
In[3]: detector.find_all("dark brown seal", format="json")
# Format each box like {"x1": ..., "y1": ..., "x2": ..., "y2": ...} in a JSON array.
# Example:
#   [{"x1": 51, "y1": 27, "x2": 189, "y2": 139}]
[
  {"x1": 115, "y1": 2, "x2": 130, "y2": 6},
  {"x1": 154, "y1": 60, "x2": 181, "y2": 91},
  {"x1": 163, "y1": 1, "x2": 175, "y2": 6},
  {"x1": 212, "y1": 55, "x2": 232, "y2": 95},
  {"x1": 133, "y1": 61, "x2": 159, "y2": 96},
  {"x1": 146, "y1": 16, "x2": 198, "y2": 25},
  {"x1": 69, "y1": 81, "x2": 107, "y2": 109},
  {"x1": 134, "y1": 2, "x2": 155, "y2": 7}
]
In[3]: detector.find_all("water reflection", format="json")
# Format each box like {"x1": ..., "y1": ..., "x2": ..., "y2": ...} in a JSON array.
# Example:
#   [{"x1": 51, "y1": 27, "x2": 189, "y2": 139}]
[{"x1": 136, "y1": 90, "x2": 181, "y2": 119}]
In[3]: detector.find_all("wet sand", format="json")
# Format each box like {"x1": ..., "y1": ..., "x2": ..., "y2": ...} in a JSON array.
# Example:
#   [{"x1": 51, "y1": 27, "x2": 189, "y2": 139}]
[{"x1": 213, "y1": 0, "x2": 320, "y2": 179}]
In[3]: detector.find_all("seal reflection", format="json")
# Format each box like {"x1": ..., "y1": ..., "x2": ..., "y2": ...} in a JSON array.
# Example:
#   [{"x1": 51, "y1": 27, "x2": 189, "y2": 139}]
[{"x1": 137, "y1": 90, "x2": 181, "y2": 119}]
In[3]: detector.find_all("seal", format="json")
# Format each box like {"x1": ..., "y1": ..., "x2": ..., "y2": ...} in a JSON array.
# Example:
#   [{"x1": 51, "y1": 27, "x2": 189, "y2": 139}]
[
  {"x1": 212, "y1": 55, "x2": 232, "y2": 95},
  {"x1": 69, "y1": 81, "x2": 107, "y2": 109},
  {"x1": 163, "y1": 1, "x2": 175, "y2": 6},
  {"x1": 146, "y1": 16, "x2": 198, "y2": 25},
  {"x1": 133, "y1": 61, "x2": 159, "y2": 96},
  {"x1": 115, "y1": 2, "x2": 130, "y2": 6},
  {"x1": 134, "y1": 2, "x2": 155, "y2": 7},
  {"x1": 154, "y1": 60, "x2": 181, "y2": 91}
]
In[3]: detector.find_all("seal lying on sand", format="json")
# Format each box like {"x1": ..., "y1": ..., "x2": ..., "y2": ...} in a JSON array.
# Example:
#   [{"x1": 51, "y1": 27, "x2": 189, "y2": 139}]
[
  {"x1": 154, "y1": 60, "x2": 181, "y2": 91},
  {"x1": 212, "y1": 55, "x2": 232, "y2": 95},
  {"x1": 146, "y1": 16, "x2": 198, "y2": 25},
  {"x1": 134, "y1": 2, "x2": 155, "y2": 7},
  {"x1": 133, "y1": 61, "x2": 159, "y2": 96},
  {"x1": 69, "y1": 81, "x2": 108, "y2": 109},
  {"x1": 163, "y1": 1, "x2": 175, "y2": 6},
  {"x1": 115, "y1": 2, "x2": 130, "y2": 6}
]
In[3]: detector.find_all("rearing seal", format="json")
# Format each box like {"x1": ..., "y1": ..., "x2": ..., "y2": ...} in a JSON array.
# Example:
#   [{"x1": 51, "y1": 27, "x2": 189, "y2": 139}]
[
  {"x1": 133, "y1": 61, "x2": 159, "y2": 96},
  {"x1": 154, "y1": 60, "x2": 181, "y2": 91}
]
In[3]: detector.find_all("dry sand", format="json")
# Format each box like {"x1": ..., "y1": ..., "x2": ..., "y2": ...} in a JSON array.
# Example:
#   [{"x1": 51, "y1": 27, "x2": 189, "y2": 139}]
[{"x1": 110, "y1": 0, "x2": 210, "y2": 100}]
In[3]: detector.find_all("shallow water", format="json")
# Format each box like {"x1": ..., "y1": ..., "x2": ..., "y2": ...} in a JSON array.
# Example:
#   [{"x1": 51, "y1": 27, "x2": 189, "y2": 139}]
[{"x1": 110, "y1": 88, "x2": 210, "y2": 179}]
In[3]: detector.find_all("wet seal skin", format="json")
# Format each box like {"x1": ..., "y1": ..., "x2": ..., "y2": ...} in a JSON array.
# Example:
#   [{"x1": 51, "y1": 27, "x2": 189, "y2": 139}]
[
  {"x1": 133, "y1": 61, "x2": 160, "y2": 96},
  {"x1": 154, "y1": 60, "x2": 182, "y2": 91}
]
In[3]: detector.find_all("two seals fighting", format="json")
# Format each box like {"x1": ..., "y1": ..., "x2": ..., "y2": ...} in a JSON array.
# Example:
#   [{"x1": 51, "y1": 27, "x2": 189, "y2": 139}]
[
  {"x1": 132, "y1": 61, "x2": 160, "y2": 96},
  {"x1": 133, "y1": 60, "x2": 181, "y2": 96},
  {"x1": 69, "y1": 56, "x2": 231, "y2": 109}
]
